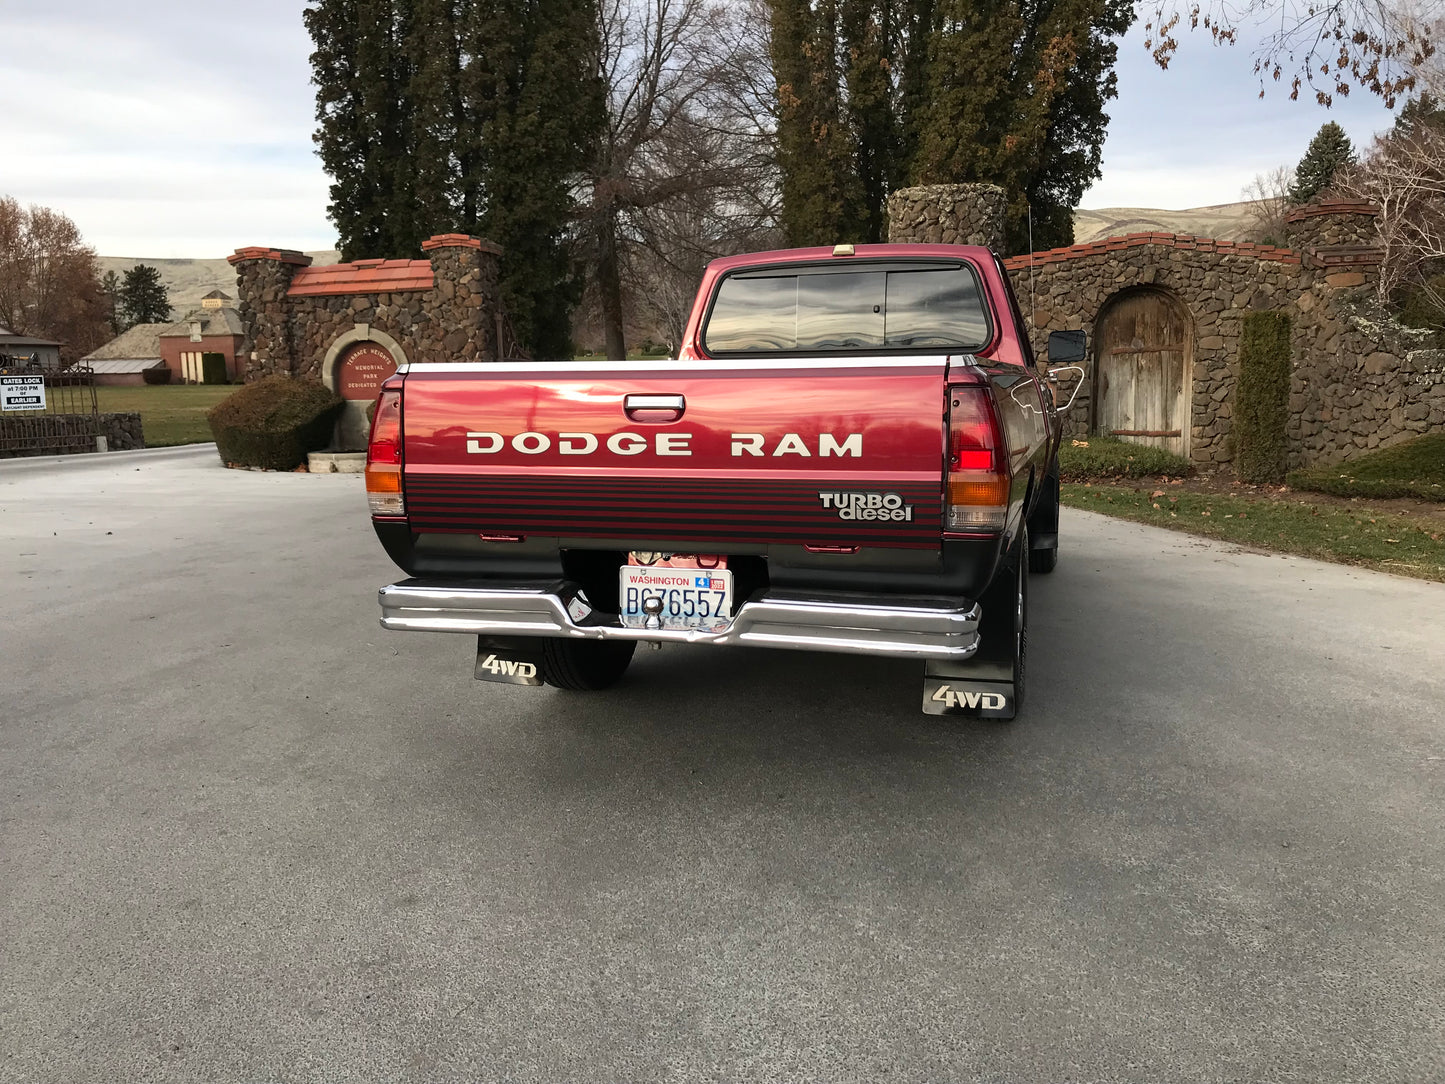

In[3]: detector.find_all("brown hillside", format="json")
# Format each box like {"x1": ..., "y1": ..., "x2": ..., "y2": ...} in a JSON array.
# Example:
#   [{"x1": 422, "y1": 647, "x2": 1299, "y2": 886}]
[
  {"x1": 97, "y1": 251, "x2": 341, "y2": 320},
  {"x1": 97, "y1": 201, "x2": 1263, "y2": 320},
  {"x1": 1071, "y1": 201, "x2": 1260, "y2": 246}
]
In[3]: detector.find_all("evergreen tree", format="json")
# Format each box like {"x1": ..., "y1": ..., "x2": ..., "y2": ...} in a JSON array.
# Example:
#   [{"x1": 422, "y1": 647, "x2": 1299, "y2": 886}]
[
  {"x1": 909, "y1": 0, "x2": 1133, "y2": 252},
  {"x1": 305, "y1": 0, "x2": 599, "y2": 356},
  {"x1": 1288, "y1": 121, "x2": 1356, "y2": 204},
  {"x1": 460, "y1": 0, "x2": 602, "y2": 358},
  {"x1": 120, "y1": 265, "x2": 170, "y2": 327},
  {"x1": 839, "y1": 0, "x2": 900, "y2": 244},
  {"x1": 770, "y1": 0, "x2": 868, "y2": 245},
  {"x1": 768, "y1": 0, "x2": 1132, "y2": 254},
  {"x1": 308, "y1": 0, "x2": 449, "y2": 259},
  {"x1": 101, "y1": 270, "x2": 122, "y2": 336},
  {"x1": 1394, "y1": 94, "x2": 1445, "y2": 138}
]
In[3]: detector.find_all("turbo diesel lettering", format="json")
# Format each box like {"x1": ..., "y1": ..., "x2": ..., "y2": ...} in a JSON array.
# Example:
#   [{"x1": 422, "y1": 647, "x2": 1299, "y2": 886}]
[
  {"x1": 465, "y1": 431, "x2": 862, "y2": 457},
  {"x1": 818, "y1": 491, "x2": 915, "y2": 521}
]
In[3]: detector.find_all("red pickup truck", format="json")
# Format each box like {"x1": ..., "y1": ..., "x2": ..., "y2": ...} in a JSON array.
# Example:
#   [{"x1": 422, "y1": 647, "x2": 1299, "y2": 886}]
[{"x1": 367, "y1": 243, "x2": 1083, "y2": 717}]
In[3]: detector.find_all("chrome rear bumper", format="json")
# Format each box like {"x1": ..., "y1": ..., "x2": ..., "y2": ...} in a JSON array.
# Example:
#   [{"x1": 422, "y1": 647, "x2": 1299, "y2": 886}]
[{"x1": 378, "y1": 580, "x2": 980, "y2": 661}]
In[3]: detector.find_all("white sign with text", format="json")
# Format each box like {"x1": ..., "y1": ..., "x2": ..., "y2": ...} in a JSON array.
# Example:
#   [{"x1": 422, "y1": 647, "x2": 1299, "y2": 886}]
[{"x1": 0, "y1": 375, "x2": 46, "y2": 411}]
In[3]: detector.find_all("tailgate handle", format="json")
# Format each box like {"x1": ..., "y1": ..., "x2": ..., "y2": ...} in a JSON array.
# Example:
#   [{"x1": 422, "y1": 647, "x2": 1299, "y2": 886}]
[{"x1": 624, "y1": 394, "x2": 685, "y2": 422}]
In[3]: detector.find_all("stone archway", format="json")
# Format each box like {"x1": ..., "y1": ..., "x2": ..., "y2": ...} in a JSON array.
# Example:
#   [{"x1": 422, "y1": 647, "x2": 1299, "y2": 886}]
[
  {"x1": 321, "y1": 325, "x2": 409, "y2": 451},
  {"x1": 1093, "y1": 287, "x2": 1194, "y2": 459}
]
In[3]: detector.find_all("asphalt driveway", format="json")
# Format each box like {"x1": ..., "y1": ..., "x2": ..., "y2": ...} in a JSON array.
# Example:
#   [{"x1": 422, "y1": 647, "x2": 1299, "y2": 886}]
[{"x1": 2, "y1": 445, "x2": 1442, "y2": 1083}]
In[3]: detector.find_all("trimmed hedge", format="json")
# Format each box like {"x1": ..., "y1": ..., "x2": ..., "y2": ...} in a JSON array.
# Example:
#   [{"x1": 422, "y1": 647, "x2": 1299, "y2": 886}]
[
  {"x1": 1058, "y1": 436, "x2": 1194, "y2": 481},
  {"x1": 1233, "y1": 311, "x2": 1292, "y2": 484},
  {"x1": 207, "y1": 375, "x2": 343, "y2": 470},
  {"x1": 142, "y1": 366, "x2": 172, "y2": 385}
]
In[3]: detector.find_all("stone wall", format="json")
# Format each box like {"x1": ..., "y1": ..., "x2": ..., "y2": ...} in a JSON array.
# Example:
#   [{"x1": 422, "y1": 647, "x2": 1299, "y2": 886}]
[
  {"x1": 229, "y1": 234, "x2": 503, "y2": 384},
  {"x1": 1289, "y1": 292, "x2": 1445, "y2": 460},
  {"x1": 231, "y1": 250, "x2": 310, "y2": 377},
  {"x1": 971, "y1": 199, "x2": 1443, "y2": 471},
  {"x1": 0, "y1": 411, "x2": 143, "y2": 458},
  {"x1": 1285, "y1": 200, "x2": 1381, "y2": 249},
  {"x1": 888, "y1": 184, "x2": 1007, "y2": 251},
  {"x1": 1006, "y1": 236, "x2": 1301, "y2": 464}
]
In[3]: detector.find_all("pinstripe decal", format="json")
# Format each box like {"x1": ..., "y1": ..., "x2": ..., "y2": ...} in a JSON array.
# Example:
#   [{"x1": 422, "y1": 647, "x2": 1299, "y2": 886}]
[{"x1": 404, "y1": 474, "x2": 943, "y2": 548}]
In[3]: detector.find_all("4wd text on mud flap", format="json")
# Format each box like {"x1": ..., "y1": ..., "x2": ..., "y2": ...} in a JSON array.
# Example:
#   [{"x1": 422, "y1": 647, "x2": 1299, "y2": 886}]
[
  {"x1": 478, "y1": 654, "x2": 537, "y2": 679},
  {"x1": 931, "y1": 685, "x2": 1007, "y2": 710}
]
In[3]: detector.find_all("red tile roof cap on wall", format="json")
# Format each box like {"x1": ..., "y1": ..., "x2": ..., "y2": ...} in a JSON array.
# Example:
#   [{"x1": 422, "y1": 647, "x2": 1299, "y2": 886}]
[
  {"x1": 1285, "y1": 200, "x2": 1379, "y2": 222},
  {"x1": 420, "y1": 233, "x2": 503, "y2": 254},
  {"x1": 227, "y1": 247, "x2": 313, "y2": 266},
  {"x1": 1001, "y1": 232, "x2": 1304, "y2": 271},
  {"x1": 287, "y1": 259, "x2": 435, "y2": 297}
]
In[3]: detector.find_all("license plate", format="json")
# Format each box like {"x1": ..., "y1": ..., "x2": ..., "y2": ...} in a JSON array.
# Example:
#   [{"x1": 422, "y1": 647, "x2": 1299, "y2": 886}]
[{"x1": 620, "y1": 565, "x2": 733, "y2": 632}]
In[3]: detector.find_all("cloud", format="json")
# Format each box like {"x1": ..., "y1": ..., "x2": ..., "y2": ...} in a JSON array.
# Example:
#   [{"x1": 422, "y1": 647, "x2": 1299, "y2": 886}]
[
  {"x1": 0, "y1": 2, "x2": 1410, "y2": 258},
  {"x1": 0, "y1": 1, "x2": 333, "y2": 257},
  {"x1": 1085, "y1": 20, "x2": 1398, "y2": 209}
]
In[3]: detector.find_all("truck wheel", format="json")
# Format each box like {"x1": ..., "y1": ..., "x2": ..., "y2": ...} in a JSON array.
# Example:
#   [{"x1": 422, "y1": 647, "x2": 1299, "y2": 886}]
[
  {"x1": 538, "y1": 637, "x2": 636, "y2": 691},
  {"x1": 1028, "y1": 462, "x2": 1060, "y2": 575}
]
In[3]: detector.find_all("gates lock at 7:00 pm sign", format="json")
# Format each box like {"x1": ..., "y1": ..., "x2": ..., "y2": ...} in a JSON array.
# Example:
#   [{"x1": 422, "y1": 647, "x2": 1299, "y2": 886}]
[{"x1": 0, "y1": 375, "x2": 46, "y2": 412}]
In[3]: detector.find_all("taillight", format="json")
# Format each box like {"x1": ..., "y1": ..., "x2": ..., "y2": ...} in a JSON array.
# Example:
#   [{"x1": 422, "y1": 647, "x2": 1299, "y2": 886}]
[
  {"x1": 946, "y1": 385, "x2": 1009, "y2": 532},
  {"x1": 366, "y1": 387, "x2": 404, "y2": 516}
]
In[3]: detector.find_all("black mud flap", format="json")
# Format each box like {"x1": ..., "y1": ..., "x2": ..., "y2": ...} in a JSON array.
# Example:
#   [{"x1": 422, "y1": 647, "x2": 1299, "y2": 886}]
[
  {"x1": 921, "y1": 582, "x2": 1020, "y2": 719},
  {"x1": 475, "y1": 636, "x2": 546, "y2": 686},
  {"x1": 921, "y1": 659, "x2": 1016, "y2": 719}
]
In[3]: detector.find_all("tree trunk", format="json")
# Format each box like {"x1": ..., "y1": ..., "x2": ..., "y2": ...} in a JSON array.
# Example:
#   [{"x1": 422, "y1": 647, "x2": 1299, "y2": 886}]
[{"x1": 598, "y1": 207, "x2": 626, "y2": 359}]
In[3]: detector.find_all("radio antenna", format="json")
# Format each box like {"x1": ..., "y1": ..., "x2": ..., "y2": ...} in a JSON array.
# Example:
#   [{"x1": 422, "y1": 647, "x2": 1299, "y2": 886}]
[{"x1": 1027, "y1": 202, "x2": 1036, "y2": 333}]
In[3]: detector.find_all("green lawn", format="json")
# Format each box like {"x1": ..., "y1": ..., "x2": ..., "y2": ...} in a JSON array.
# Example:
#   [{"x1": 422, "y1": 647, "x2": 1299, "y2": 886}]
[
  {"x1": 94, "y1": 385, "x2": 234, "y2": 447},
  {"x1": 1287, "y1": 433, "x2": 1445, "y2": 502},
  {"x1": 1057, "y1": 435, "x2": 1194, "y2": 482},
  {"x1": 1064, "y1": 483, "x2": 1445, "y2": 582}
]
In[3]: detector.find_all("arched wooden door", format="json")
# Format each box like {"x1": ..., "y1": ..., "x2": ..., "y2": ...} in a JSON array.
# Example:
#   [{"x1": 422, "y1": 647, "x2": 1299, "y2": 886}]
[{"x1": 1094, "y1": 289, "x2": 1192, "y2": 457}]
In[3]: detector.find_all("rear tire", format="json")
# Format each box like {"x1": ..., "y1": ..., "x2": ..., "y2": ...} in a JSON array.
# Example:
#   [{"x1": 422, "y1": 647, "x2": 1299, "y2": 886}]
[
  {"x1": 538, "y1": 638, "x2": 636, "y2": 691},
  {"x1": 1028, "y1": 461, "x2": 1060, "y2": 575},
  {"x1": 1028, "y1": 540, "x2": 1058, "y2": 575}
]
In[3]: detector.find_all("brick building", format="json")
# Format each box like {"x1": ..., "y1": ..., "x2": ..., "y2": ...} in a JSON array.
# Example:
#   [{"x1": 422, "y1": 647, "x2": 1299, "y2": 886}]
[{"x1": 159, "y1": 291, "x2": 245, "y2": 382}]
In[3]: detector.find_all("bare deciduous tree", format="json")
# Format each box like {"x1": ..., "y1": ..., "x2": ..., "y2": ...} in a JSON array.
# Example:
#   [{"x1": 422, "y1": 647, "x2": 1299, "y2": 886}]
[
  {"x1": 1144, "y1": 0, "x2": 1440, "y2": 107},
  {"x1": 580, "y1": 0, "x2": 778, "y2": 356},
  {"x1": 0, "y1": 197, "x2": 109, "y2": 363},
  {"x1": 1241, "y1": 164, "x2": 1297, "y2": 244},
  {"x1": 1336, "y1": 124, "x2": 1445, "y2": 311}
]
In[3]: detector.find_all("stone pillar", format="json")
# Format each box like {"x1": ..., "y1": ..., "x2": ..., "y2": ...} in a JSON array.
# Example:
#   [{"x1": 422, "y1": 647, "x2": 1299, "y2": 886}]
[
  {"x1": 886, "y1": 184, "x2": 1008, "y2": 252},
  {"x1": 228, "y1": 247, "x2": 313, "y2": 381},
  {"x1": 418, "y1": 233, "x2": 504, "y2": 363},
  {"x1": 1285, "y1": 200, "x2": 1384, "y2": 290}
]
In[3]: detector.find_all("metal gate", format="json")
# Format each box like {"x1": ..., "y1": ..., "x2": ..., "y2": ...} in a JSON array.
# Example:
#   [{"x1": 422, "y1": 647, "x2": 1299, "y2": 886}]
[{"x1": 0, "y1": 363, "x2": 102, "y2": 457}]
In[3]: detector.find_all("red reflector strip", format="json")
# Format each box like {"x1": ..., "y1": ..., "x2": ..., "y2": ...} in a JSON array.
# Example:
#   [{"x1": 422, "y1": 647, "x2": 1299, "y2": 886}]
[{"x1": 953, "y1": 449, "x2": 992, "y2": 471}]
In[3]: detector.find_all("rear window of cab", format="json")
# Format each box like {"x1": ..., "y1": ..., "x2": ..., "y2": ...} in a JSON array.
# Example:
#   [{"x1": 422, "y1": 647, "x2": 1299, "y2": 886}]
[{"x1": 702, "y1": 261, "x2": 991, "y2": 355}]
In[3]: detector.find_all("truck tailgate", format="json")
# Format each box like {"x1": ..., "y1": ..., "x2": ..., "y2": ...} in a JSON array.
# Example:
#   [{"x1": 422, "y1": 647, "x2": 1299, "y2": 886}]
[{"x1": 400, "y1": 358, "x2": 951, "y2": 550}]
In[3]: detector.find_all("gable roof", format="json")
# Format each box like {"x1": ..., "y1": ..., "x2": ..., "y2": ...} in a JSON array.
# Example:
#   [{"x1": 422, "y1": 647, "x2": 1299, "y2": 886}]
[
  {"x1": 83, "y1": 322, "x2": 168, "y2": 361},
  {"x1": 158, "y1": 307, "x2": 243, "y2": 338},
  {"x1": 0, "y1": 325, "x2": 62, "y2": 347}
]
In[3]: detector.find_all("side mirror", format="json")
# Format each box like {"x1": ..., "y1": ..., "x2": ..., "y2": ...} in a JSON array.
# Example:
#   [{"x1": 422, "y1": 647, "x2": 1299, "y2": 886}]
[{"x1": 1047, "y1": 329, "x2": 1087, "y2": 365}]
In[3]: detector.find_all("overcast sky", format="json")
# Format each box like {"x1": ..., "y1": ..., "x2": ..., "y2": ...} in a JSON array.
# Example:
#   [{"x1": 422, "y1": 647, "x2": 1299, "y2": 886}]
[{"x1": 0, "y1": 1, "x2": 1401, "y2": 259}]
